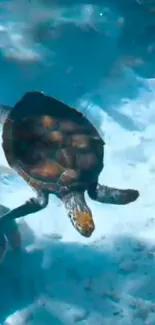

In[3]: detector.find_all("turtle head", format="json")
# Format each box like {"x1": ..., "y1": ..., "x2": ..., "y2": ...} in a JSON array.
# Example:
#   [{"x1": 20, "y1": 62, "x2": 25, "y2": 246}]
[{"x1": 62, "y1": 191, "x2": 95, "y2": 237}]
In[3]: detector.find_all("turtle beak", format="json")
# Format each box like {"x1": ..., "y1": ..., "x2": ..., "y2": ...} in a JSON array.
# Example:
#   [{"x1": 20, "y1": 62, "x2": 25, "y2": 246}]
[{"x1": 68, "y1": 210, "x2": 95, "y2": 237}]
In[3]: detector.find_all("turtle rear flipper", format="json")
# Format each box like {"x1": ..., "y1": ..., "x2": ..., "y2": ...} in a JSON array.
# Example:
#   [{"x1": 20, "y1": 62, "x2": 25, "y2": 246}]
[
  {"x1": 0, "y1": 191, "x2": 48, "y2": 256},
  {"x1": 88, "y1": 183, "x2": 139, "y2": 205}
]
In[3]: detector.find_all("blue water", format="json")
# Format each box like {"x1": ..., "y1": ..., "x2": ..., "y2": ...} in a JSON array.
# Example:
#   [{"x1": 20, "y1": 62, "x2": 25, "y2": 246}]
[
  {"x1": 0, "y1": 1, "x2": 155, "y2": 324},
  {"x1": 0, "y1": 0, "x2": 151, "y2": 106}
]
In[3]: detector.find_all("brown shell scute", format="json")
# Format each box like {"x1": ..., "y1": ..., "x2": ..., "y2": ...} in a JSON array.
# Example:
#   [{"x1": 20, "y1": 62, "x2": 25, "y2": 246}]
[
  {"x1": 76, "y1": 153, "x2": 98, "y2": 170},
  {"x1": 59, "y1": 169, "x2": 79, "y2": 185},
  {"x1": 60, "y1": 120, "x2": 84, "y2": 132},
  {"x1": 30, "y1": 160, "x2": 64, "y2": 181},
  {"x1": 55, "y1": 148, "x2": 76, "y2": 169},
  {"x1": 71, "y1": 134, "x2": 90, "y2": 149},
  {"x1": 40, "y1": 116, "x2": 57, "y2": 129},
  {"x1": 2, "y1": 92, "x2": 104, "y2": 193},
  {"x1": 48, "y1": 131, "x2": 64, "y2": 144}
]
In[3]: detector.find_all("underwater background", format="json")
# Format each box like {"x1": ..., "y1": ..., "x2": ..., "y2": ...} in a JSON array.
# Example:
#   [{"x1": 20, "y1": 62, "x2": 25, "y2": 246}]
[{"x1": 1, "y1": 0, "x2": 155, "y2": 324}]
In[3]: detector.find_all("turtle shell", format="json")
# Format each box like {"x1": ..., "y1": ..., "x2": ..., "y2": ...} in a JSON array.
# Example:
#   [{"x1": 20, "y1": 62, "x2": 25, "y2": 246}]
[{"x1": 2, "y1": 92, "x2": 104, "y2": 195}]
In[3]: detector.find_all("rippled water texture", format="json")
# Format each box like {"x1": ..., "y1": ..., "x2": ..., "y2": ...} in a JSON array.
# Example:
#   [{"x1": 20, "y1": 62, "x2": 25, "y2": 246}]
[{"x1": 0, "y1": 1, "x2": 155, "y2": 324}]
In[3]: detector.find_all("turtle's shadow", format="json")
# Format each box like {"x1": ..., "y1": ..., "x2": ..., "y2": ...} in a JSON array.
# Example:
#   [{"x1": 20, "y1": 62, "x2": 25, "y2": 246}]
[{"x1": 1, "y1": 221, "x2": 155, "y2": 324}]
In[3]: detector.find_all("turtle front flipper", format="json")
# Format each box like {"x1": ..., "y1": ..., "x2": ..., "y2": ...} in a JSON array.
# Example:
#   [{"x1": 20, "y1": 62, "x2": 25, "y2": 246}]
[
  {"x1": 88, "y1": 183, "x2": 139, "y2": 205},
  {"x1": 0, "y1": 191, "x2": 49, "y2": 225},
  {"x1": 62, "y1": 191, "x2": 95, "y2": 237}
]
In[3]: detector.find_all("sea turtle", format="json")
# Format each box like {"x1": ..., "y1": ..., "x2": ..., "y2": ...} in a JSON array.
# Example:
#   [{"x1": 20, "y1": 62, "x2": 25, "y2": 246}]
[{"x1": 1, "y1": 91, "x2": 139, "y2": 237}]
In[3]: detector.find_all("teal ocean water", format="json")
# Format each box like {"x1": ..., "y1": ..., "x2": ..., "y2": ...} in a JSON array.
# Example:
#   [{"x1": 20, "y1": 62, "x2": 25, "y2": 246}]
[{"x1": 0, "y1": 1, "x2": 155, "y2": 324}]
